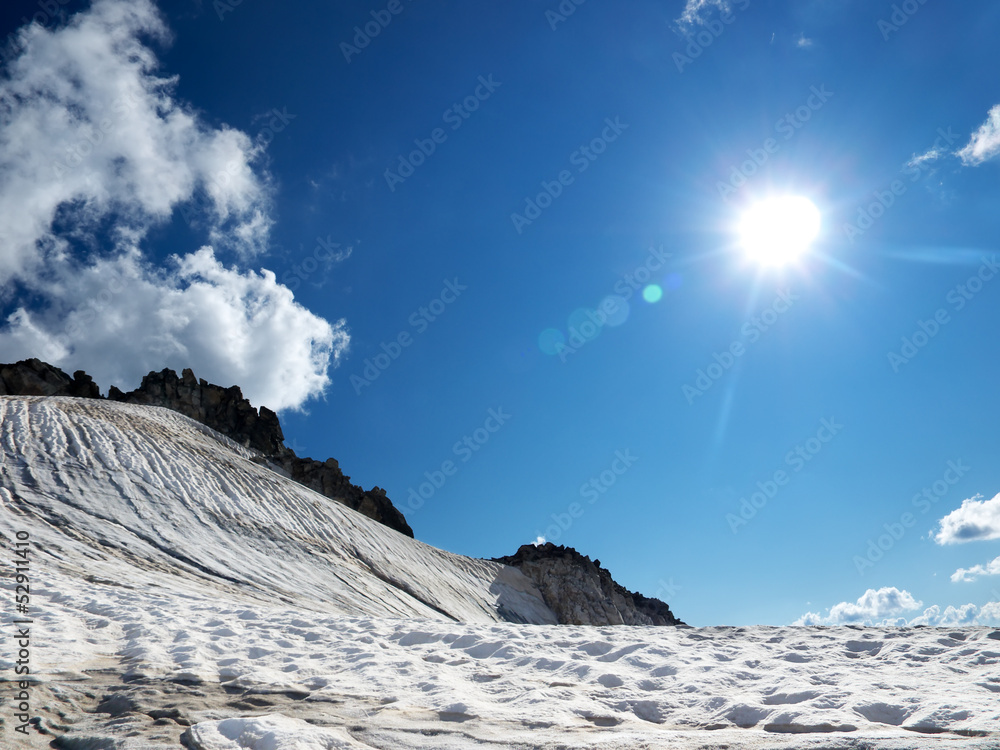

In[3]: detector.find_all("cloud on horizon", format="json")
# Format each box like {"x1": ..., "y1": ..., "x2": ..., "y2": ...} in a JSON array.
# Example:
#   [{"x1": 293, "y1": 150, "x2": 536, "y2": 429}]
[
  {"x1": 795, "y1": 587, "x2": 922, "y2": 625},
  {"x1": 0, "y1": 0, "x2": 347, "y2": 411},
  {"x1": 934, "y1": 493, "x2": 1000, "y2": 545},
  {"x1": 794, "y1": 587, "x2": 1000, "y2": 627}
]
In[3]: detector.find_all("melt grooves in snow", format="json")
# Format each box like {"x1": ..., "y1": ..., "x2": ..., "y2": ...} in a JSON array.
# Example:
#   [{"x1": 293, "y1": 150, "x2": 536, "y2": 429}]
[{"x1": 2, "y1": 396, "x2": 1000, "y2": 749}]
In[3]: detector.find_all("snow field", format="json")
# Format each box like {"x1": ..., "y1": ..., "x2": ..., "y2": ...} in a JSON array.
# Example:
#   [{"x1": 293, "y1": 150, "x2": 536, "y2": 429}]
[{"x1": 2, "y1": 396, "x2": 999, "y2": 749}]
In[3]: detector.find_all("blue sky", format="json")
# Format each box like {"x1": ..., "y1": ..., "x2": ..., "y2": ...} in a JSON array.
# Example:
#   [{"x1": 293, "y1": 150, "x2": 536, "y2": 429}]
[{"x1": 2, "y1": 0, "x2": 1000, "y2": 626}]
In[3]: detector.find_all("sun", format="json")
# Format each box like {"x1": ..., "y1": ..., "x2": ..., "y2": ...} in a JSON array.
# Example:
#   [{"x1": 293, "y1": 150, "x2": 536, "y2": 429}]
[{"x1": 738, "y1": 196, "x2": 821, "y2": 266}]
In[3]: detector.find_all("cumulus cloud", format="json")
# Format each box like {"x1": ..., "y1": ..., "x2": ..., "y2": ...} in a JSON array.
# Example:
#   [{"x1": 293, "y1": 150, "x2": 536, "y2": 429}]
[
  {"x1": 793, "y1": 611, "x2": 825, "y2": 626},
  {"x1": 952, "y1": 556, "x2": 1000, "y2": 583},
  {"x1": 934, "y1": 493, "x2": 1000, "y2": 545},
  {"x1": 794, "y1": 587, "x2": 921, "y2": 626},
  {"x1": 0, "y1": 0, "x2": 348, "y2": 410},
  {"x1": 906, "y1": 603, "x2": 998, "y2": 627},
  {"x1": 794, "y1": 588, "x2": 1000, "y2": 627},
  {"x1": 957, "y1": 105, "x2": 1000, "y2": 166},
  {"x1": 0, "y1": 0, "x2": 271, "y2": 283},
  {"x1": 0, "y1": 247, "x2": 346, "y2": 411},
  {"x1": 979, "y1": 601, "x2": 1000, "y2": 624},
  {"x1": 831, "y1": 587, "x2": 922, "y2": 623}
]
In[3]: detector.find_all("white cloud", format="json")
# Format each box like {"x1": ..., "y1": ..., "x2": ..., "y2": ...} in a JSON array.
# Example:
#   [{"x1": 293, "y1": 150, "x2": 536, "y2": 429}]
[
  {"x1": 952, "y1": 556, "x2": 1000, "y2": 583},
  {"x1": 794, "y1": 587, "x2": 921, "y2": 625},
  {"x1": 0, "y1": 247, "x2": 346, "y2": 412},
  {"x1": 934, "y1": 493, "x2": 1000, "y2": 545},
  {"x1": 0, "y1": 0, "x2": 348, "y2": 411},
  {"x1": 794, "y1": 588, "x2": 1000, "y2": 627},
  {"x1": 793, "y1": 611, "x2": 824, "y2": 626},
  {"x1": 957, "y1": 105, "x2": 1000, "y2": 166},
  {"x1": 0, "y1": 308, "x2": 70, "y2": 363},
  {"x1": 677, "y1": 0, "x2": 731, "y2": 28},
  {"x1": 906, "y1": 147, "x2": 944, "y2": 170},
  {"x1": 907, "y1": 603, "x2": 996, "y2": 627},
  {"x1": 533, "y1": 536, "x2": 546, "y2": 546},
  {"x1": 828, "y1": 587, "x2": 922, "y2": 624},
  {"x1": 0, "y1": 0, "x2": 271, "y2": 285},
  {"x1": 796, "y1": 35, "x2": 814, "y2": 48},
  {"x1": 978, "y1": 601, "x2": 1000, "y2": 624}
]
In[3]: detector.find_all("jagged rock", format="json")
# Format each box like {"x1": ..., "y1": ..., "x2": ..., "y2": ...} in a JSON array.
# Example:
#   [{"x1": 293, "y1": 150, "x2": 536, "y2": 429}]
[
  {"x1": 107, "y1": 368, "x2": 286, "y2": 457},
  {"x1": 0, "y1": 360, "x2": 414, "y2": 538},
  {"x1": 0, "y1": 358, "x2": 101, "y2": 398},
  {"x1": 0, "y1": 360, "x2": 682, "y2": 625},
  {"x1": 494, "y1": 543, "x2": 683, "y2": 627},
  {"x1": 274, "y1": 456, "x2": 414, "y2": 538}
]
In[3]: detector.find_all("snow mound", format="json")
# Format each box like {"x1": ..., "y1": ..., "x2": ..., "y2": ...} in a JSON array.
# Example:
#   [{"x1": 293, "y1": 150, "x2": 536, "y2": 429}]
[{"x1": 183, "y1": 715, "x2": 366, "y2": 750}]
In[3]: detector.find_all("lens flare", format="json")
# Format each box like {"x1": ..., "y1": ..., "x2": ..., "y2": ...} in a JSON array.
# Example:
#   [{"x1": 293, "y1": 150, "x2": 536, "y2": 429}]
[{"x1": 642, "y1": 285, "x2": 663, "y2": 303}]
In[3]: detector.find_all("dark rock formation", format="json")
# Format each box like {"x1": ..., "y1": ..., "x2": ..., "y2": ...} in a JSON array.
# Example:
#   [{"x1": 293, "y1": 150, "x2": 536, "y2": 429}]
[
  {"x1": 0, "y1": 359, "x2": 413, "y2": 537},
  {"x1": 494, "y1": 543, "x2": 683, "y2": 627},
  {"x1": 1, "y1": 360, "x2": 682, "y2": 626},
  {"x1": 107, "y1": 368, "x2": 286, "y2": 456},
  {"x1": 272, "y1": 455, "x2": 413, "y2": 538},
  {"x1": 0, "y1": 358, "x2": 101, "y2": 399}
]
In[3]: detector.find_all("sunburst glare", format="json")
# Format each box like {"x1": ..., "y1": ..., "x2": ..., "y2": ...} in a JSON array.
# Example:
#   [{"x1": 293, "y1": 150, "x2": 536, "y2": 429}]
[{"x1": 738, "y1": 195, "x2": 821, "y2": 266}]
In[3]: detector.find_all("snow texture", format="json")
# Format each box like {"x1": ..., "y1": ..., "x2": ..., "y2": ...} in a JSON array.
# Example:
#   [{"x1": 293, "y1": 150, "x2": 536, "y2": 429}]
[{"x1": 2, "y1": 397, "x2": 999, "y2": 749}]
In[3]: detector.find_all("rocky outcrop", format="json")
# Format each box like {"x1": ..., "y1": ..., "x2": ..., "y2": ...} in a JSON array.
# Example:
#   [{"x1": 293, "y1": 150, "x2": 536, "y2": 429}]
[
  {"x1": 107, "y1": 368, "x2": 286, "y2": 456},
  {"x1": 0, "y1": 358, "x2": 101, "y2": 399},
  {"x1": 0, "y1": 360, "x2": 681, "y2": 626},
  {"x1": 494, "y1": 543, "x2": 683, "y2": 626},
  {"x1": 272, "y1": 455, "x2": 413, "y2": 538},
  {"x1": 0, "y1": 360, "x2": 413, "y2": 537}
]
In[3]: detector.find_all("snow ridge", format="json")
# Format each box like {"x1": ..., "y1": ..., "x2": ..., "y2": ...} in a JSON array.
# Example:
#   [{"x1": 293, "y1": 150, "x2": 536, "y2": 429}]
[{"x1": 0, "y1": 397, "x2": 555, "y2": 624}]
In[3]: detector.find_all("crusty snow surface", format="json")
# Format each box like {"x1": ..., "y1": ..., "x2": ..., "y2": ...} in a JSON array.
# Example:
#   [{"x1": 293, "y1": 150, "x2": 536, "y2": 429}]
[{"x1": 2, "y1": 397, "x2": 999, "y2": 749}]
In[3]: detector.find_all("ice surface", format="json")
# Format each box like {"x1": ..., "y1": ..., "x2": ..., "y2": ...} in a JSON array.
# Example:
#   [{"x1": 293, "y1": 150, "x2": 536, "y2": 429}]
[{"x1": 2, "y1": 397, "x2": 999, "y2": 749}]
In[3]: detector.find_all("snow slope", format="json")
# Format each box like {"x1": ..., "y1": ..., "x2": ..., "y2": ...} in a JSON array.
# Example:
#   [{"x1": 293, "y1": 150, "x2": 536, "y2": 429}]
[
  {"x1": 2, "y1": 396, "x2": 999, "y2": 749},
  {"x1": 0, "y1": 397, "x2": 555, "y2": 624}
]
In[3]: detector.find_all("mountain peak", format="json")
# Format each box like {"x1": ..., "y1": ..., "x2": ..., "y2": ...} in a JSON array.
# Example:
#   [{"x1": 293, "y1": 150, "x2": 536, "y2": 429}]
[{"x1": 495, "y1": 543, "x2": 684, "y2": 626}]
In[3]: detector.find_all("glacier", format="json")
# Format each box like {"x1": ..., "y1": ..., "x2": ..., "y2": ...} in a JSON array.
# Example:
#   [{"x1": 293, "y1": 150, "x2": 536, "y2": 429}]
[{"x1": 2, "y1": 396, "x2": 999, "y2": 749}]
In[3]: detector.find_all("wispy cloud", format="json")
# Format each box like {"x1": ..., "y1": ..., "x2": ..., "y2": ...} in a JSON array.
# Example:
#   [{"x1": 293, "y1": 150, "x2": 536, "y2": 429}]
[
  {"x1": 0, "y1": 0, "x2": 347, "y2": 411},
  {"x1": 906, "y1": 147, "x2": 945, "y2": 170},
  {"x1": 676, "y1": 0, "x2": 731, "y2": 28},
  {"x1": 934, "y1": 493, "x2": 1000, "y2": 545},
  {"x1": 956, "y1": 105, "x2": 1000, "y2": 166},
  {"x1": 795, "y1": 587, "x2": 1000, "y2": 626},
  {"x1": 796, "y1": 34, "x2": 814, "y2": 48},
  {"x1": 952, "y1": 556, "x2": 1000, "y2": 583}
]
